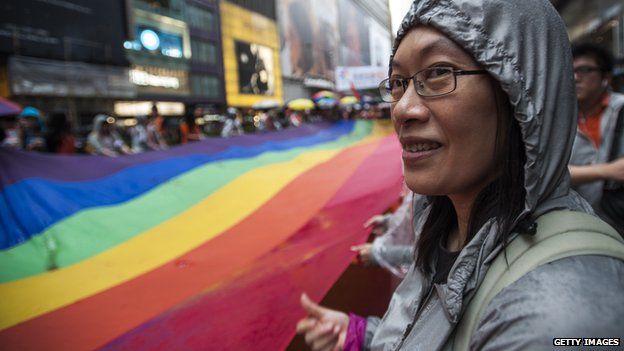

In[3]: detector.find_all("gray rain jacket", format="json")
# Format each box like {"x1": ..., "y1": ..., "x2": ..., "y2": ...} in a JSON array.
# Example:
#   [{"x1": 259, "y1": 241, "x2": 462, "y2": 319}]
[{"x1": 365, "y1": 1, "x2": 624, "y2": 350}]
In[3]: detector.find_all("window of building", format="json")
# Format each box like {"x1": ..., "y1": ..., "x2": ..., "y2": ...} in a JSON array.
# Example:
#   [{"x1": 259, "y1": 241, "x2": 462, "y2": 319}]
[
  {"x1": 191, "y1": 75, "x2": 220, "y2": 98},
  {"x1": 191, "y1": 40, "x2": 217, "y2": 64},
  {"x1": 185, "y1": 4, "x2": 215, "y2": 32}
]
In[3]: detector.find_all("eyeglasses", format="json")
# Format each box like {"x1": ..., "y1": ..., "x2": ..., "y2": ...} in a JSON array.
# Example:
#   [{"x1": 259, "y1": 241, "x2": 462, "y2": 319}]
[
  {"x1": 573, "y1": 66, "x2": 602, "y2": 75},
  {"x1": 378, "y1": 66, "x2": 488, "y2": 102}
]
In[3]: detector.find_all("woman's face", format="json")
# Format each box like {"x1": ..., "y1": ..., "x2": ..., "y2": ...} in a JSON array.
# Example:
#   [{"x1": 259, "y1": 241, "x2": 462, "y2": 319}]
[{"x1": 391, "y1": 26, "x2": 501, "y2": 198}]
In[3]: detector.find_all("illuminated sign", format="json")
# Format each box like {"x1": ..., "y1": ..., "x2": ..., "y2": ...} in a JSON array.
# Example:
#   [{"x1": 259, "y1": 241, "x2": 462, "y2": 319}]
[
  {"x1": 114, "y1": 101, "x2": 185, "y2": 116},
  {"x1": 140, "y1": 29, "x2": 160, "y2": 51},
  {"x1": 129, "y1": 69, "x2": 180, "y2": 89}
]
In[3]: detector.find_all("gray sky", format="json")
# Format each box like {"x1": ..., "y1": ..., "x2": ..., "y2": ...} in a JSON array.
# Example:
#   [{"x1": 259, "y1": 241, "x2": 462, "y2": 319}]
[{"x1": 389, "y1": 0, "x2": 413, "y2": 36}]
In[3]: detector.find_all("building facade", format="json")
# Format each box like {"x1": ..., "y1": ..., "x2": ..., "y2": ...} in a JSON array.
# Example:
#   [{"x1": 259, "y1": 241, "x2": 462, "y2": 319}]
[
  {"x1": 0, "y1": 0, "x2": 133, "y2": 127},
  {"x1": 276, "y1": 0, "x2": 392, "y2": 101},
  {"x1": 184, "y1": 0, "x2": 226, "y2": 110},
  {"x1": 220, "y1": 0, "x2": 284, "y2": 107}
]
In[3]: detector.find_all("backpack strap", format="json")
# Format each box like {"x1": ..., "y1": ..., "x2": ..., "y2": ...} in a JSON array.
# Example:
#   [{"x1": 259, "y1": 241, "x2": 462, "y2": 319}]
[{"x1": 450, "y1": 210, "x2": 624, "y2": 351}]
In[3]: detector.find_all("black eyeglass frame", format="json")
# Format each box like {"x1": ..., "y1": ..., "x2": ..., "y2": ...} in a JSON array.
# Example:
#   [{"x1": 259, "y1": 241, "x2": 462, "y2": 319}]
[
  {"x1": 378, "y1": 67, "x2": 488, "y2": 102},
  {"x1": 573, "y1": 66, "x2": 603, "y2": 75}
]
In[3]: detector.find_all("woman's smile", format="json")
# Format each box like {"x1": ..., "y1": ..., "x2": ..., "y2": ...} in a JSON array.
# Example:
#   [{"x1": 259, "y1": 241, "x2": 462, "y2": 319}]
[{"x1": 400, "y1": 135, "x2": 442, "y2": 165}]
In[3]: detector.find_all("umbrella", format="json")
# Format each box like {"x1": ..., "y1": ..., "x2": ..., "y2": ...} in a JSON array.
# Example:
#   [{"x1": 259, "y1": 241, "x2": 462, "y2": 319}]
[
  {"x1": 251, "y1": 99, "x2": 281, "y2": 110},
  {"x1": 315, "y1": 97, "x2": 337, "y2": 109},
  {"x1": 287, "y1": 98, "x2": 315, "y2": 111},
  {"x1": 311, "y1": 90, "x2": 337, "y2": 102},
  {"x1": 0, "y1": 97, "x2": 22, "y2": 117},
  {"x1": 339, "y1": 96, "x2": 359, "y2": 106}
]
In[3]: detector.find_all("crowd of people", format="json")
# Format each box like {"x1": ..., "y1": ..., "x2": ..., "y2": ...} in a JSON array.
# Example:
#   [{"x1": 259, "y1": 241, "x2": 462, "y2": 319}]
[
  {"x1": 0, "y1": 101, "x2": 388, "y2": 156},
  {"x1": 297, "y1": 0, "x2": 624, "y2": 350}
]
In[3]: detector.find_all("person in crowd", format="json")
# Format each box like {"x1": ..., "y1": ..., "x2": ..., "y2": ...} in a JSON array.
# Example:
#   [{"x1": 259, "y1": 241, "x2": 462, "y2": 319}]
[
  {"x1": 150, "y1": 103, "x2": 168, "y2": 142},
  {"x1": 351, "y1": 192, "x2": 421, "y2": 278},
  {"x1": 16, "y1": 106, "x2": 46, "y2": 151},
  {"x1": 179, "y1": 112, "x2": 204, "y2": 144},
  {"x1": 87, "y1": 114, "x2": 132, "y2": 157},
  {"x1": 569, "y1": 43, "x2": 624, "y2": 234},
  {"x1": 296, "y1": 1, "x2": 624, "y2": 350},
  {"x1": 45, "y1": 112, "x2": 75, "y2": 154},
  {"x1": 146, "y1": 113, "x2": 168, "y2": 150},
  {"x1": 221, "y1": 108, "x2": 244, "y2": 138},
  {"x1": 0, "y1": 118, "x2": 19, "y2": 149},
  {"x1": 130, "y1": 115, "x2": 159, "y2": 153}
]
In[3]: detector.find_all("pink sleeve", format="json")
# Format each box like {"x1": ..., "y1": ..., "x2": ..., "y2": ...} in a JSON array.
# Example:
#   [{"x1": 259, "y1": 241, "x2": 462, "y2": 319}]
[{"x1": 343, "y1": 313, "x2": 367, "y2": 351}]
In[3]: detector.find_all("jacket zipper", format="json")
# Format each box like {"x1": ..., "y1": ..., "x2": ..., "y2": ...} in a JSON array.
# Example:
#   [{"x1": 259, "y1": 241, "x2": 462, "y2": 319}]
[{"x1": 394, "y1": 285, "x2": 435, "y2": 350}]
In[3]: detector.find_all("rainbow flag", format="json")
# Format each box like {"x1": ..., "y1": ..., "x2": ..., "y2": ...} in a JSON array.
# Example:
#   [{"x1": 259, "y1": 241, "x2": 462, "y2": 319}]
[{"x1": 0, "y1": 120, "x2": 403, "y2": 350}]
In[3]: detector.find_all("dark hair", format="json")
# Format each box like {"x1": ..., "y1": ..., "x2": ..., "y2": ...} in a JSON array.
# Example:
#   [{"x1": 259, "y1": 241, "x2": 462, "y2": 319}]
[
  {"x1": 184, "y1": 112, "x2": 196, "y2": 128},
  {"x1": 45, "y1": 112, "x2": 72, "y2": 152},
  {"x1": 572, "y1": 43, "x2": 614, "y2": 74},
  {"x1": 415, "y1": 86, "x2": 527, "y2": 274}
]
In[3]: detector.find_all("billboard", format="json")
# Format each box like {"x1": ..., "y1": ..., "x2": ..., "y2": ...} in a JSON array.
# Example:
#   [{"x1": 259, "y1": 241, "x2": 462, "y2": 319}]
[
  {"x1": 335, "y1": 65, "x2": 387, "y2": 91},
  {"x1": 338, "y1": 0, "x2": 371, "y2": 67},
  {"x1": 278, "y1": 0, "x2": 338, "y2": 81},
  {"x1": 221, "y1": 1, "x2": 283, "y2": 107},
  {"x1": 0, "y1": 0, "x2": 127, "y2": 66},
  {"x1": 235, "y1": 41, "x2": 275, "y2": 96}
]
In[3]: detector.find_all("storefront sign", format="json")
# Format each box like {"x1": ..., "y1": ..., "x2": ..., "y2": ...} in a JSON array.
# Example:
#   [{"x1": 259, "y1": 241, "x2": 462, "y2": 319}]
[
  {"x1": 303, "y1": 77, "x2": 335, "y2": 89},
  {"x1": 129, "y1": 65, "x2": 190, "y2": 95},
  {"x1": 130, "y1": 69, "x2": 180, "y2": 89},
  {"x1": 335, "y1": 65, "x2": 387, "y2": 91},
  {"x1": 114, "y1": 101, "x2": 185, "y2": 117},
  {"x1": 9, "y1": 56, "x2": 136, "y2": 98}
]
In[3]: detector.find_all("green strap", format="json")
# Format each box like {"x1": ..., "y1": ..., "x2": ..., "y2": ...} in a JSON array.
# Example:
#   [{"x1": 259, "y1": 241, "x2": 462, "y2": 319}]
[{"x1": 450, "y1": 210, "x2": 624, "y2": 351}]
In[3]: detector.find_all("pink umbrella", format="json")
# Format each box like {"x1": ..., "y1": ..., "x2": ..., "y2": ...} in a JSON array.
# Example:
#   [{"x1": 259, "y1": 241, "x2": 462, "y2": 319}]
[{"x1": 0, "y1": 97, "x2": 22, "y2": 117}]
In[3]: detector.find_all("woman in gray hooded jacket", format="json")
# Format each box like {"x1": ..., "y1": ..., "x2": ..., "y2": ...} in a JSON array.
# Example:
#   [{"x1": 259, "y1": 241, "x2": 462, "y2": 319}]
[{"x1": 296, "y1": 0, "x2": 624, "y2": 350}]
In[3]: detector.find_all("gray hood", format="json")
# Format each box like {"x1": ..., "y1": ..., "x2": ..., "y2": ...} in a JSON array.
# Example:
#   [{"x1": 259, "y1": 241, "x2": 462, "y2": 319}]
[{"x1": 392, "y1": 0, "x2": 586, "y2": 218}]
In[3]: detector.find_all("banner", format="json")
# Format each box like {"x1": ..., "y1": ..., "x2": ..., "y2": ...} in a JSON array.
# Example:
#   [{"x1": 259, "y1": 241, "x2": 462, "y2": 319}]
[
  {"x1": 0, "y1": 120, "x2": 403, "y2": 350},
  {"x1": 9, "y1": 56, "x2": 136, "y2": 98},
  {"x1": 221, "y1": 1, "x2": 283, "y2": 107},
  {"x1": 335, "y1": 65, "x2": 388, "y2": 91}
]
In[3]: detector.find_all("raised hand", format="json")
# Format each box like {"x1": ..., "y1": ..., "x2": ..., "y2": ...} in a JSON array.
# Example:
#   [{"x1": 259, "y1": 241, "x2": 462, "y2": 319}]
[{"x1": 296, "y1": 293, "x2": 349, "y2": 351}]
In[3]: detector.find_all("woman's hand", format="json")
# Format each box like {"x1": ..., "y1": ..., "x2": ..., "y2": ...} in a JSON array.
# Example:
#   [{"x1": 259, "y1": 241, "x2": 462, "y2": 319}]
[
  {"x1": 350, "y1": 243, "x2": 375, "y2": 266},
  {"x1": 296, "y1": 293, "x2": 349, "y2": 351}
]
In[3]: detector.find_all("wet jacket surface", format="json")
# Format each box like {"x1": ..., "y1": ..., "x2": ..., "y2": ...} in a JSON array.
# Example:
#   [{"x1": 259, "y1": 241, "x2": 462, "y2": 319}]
[
  {"x1": 371, "y1": 193, "x2": 422, "y2": 277},
  {"x1": 365, "y1": 1, "x2": 624, "y2": 350}
]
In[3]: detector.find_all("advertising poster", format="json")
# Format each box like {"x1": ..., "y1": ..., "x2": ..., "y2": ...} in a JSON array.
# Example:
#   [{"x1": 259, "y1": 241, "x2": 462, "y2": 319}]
[
  {"x1": 277, "y1": 0, "x2": 338, "y2": 81},
  {"x1": 235, "y1": 40, "x2": 275, "y2": 95},
  {"x1": 338, "y1": 0, "x2": 371, "y2": 67},
  {"x1": 221, "y1": 1, "x2": 283, "y2": 107}
]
